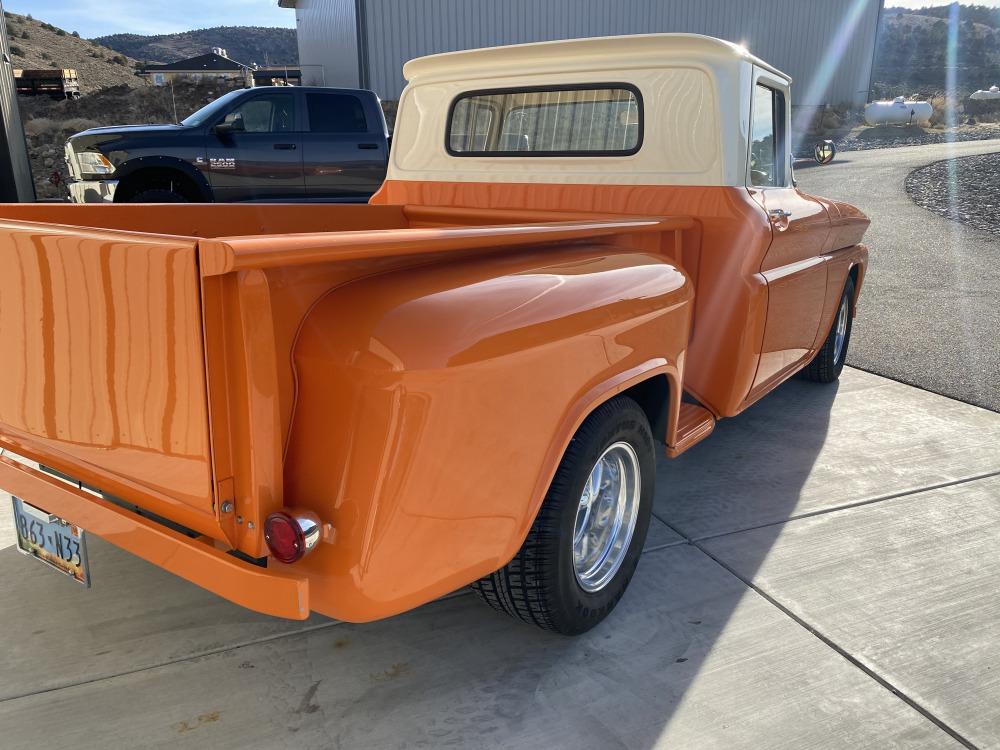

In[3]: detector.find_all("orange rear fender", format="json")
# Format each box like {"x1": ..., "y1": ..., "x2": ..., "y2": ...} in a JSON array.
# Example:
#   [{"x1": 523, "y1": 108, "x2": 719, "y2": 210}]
[{"x1": 282, "y1": 244, "x2": 693, "y2": 621}]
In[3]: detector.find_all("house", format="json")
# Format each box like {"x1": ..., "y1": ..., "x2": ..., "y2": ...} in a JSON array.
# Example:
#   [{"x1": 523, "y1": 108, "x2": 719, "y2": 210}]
[
  {"x1": 139, "y1": 49, "x2": 254, "y2": 87},
  {"x1": 251, "y1": 66, "x2": 303, "y2": 87}
]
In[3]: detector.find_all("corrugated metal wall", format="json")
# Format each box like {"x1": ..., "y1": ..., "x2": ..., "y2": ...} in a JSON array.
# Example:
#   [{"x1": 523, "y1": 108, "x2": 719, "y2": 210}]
[
  {"x1": 0, "y1": 1, "x2": 35, "y2": 201},
  {"x1": 348, "y1": 0, "x2": 882, "y2": 106},
  {"x1": 293, "y1": 0, "x2": 360, "y2": 86}
]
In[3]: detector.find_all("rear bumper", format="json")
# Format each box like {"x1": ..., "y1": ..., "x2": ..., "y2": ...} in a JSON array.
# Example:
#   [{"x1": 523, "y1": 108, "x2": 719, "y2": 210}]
[
  {"x1": 0, "y1": 450, "x2": 309, "y2": 620},
  {"x1": 68, "y1": 179, "x2": 118, "y2": 204}
]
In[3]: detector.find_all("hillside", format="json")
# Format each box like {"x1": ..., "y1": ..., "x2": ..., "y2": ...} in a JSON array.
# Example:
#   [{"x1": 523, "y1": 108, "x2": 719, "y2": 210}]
[
  {"x1": 4, "y1": 12, "x2": 144, "y2": 93},
  {"x1": 95, "y1": 27, "x2": 297, "y2": 66},
  {"x1": 875, "y1": 5, "x2": 1000, "y2": 95}
]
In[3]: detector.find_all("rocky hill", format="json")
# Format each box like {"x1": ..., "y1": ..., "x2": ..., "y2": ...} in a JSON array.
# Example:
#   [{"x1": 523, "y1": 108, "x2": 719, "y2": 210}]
[
  {"x1": 875, "y1": 5, "x2": 1000, "y2": 95},
  {"x1": 95, "y1": 27, "x2": 297, "y2": 67},
  {"x1": 4, "y1": 12, "x2": 144, "y2": 93}
]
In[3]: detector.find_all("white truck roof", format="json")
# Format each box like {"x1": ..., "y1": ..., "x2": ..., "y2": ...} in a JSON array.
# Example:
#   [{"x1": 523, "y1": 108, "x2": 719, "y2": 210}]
[
  {"x1": 404, "y1": 33, "x2": 789, "y2": 84},
  {"x1": 389, "y1": 33, "x2": 791, "y2": 188}
]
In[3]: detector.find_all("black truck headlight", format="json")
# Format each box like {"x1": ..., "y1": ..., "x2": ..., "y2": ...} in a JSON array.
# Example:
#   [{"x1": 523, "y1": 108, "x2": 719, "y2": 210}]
[{"x1": 77, "y1": 151, "x2": 115, "y2": 177}]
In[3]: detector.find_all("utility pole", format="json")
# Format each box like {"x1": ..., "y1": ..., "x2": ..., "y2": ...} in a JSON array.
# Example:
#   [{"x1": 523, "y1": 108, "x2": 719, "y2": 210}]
[{"x1": 0, "y1": 0, "x2": 35, "y2": 201}]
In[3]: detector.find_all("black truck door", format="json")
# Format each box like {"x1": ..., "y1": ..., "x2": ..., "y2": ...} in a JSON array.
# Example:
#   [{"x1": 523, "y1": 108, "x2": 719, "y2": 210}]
[
  {"x1": 301, "y1": 91, "x2": 387, "y2": 201},
  {"x1": 206, "y1": 91, "x2": 304, "y2": 202}
]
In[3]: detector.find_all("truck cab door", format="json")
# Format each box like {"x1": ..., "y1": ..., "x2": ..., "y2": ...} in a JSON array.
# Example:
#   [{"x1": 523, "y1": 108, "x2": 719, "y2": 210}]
[
  {"x1": 301, "y1": 90, "x2": 388, "y2": 201},
  {"x1": 206, "y1": 91, "x2": 304, "y2": 202},
  {"x1": 747, "y1": 68, "x2": 831, "y2": 392}
]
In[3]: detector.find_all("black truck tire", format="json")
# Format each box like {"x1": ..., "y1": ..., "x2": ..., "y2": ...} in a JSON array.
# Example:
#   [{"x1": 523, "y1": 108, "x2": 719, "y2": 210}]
[
  {"x1": 127, "y1": 188, "x2": 188, "y2": 203},
  {"x1": 472, "y1": 396, "x2": 654, "y2": 635},
  {"x1": 801, "y1": 275, "x2": 855, "y2": 383}
]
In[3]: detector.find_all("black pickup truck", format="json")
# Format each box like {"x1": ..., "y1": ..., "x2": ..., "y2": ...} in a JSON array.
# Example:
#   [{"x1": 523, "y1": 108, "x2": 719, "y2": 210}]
[{"x1": 64, "y1": 87, "x2": 389, "y2": 203}]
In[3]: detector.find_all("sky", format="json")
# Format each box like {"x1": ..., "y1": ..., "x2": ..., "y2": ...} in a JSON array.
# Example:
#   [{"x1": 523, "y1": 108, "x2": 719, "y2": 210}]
[{"x1": 3, "y1": 0, "x2": 296, "y2": 38}]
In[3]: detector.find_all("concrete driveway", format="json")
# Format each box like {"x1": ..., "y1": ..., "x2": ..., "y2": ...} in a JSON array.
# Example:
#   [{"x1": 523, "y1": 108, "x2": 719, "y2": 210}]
[
  {"x1": 795, "y1": 139, "x2": 1000, "y2": 412},
  {"x1": 2, "y1": 367, "x2": 999, "y2": 749}
]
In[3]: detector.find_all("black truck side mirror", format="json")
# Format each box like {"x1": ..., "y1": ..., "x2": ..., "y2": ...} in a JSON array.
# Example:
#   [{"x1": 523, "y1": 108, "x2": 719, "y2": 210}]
[{"x1": 214, "y1": 112, "x2": 245, "y2": 135}]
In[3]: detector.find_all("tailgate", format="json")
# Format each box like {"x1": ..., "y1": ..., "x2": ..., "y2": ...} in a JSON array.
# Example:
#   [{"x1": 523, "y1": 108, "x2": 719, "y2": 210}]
[{"x1": 0, "y1": 221, "x2": 220, "y2": 537}]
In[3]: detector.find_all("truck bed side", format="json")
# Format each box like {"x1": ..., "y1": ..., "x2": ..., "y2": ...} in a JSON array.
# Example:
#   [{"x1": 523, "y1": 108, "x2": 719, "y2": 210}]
[{"x1": 0, "y1": 206, "x2": 695, "y2": 619}]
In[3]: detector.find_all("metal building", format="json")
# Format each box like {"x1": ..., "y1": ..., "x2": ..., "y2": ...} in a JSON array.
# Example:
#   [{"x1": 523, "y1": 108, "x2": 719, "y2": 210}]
[
  {"x1": 0, "y1": 1, "x2": 35, "y2": 202},
  {"x1": 280, "y1": 0, "x2": 884, "y2": 107}
]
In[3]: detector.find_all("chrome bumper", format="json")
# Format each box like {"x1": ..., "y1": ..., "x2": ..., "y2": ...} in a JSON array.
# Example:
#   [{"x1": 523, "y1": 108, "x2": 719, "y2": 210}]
[{"x1": 68, "y1": 179, "x2": 118, "y2": 204}]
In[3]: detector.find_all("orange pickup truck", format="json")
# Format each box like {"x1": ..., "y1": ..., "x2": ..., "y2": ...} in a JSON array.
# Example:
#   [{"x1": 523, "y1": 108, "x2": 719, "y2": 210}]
[{"x1": 1, "y1": 35, "x2": 868, "y2": 635}]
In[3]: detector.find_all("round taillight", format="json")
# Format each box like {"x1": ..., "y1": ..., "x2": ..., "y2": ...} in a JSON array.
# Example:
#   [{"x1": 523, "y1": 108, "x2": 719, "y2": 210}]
[{"x1": 264, "y1": 511, "x2": 307, "y2": 563}]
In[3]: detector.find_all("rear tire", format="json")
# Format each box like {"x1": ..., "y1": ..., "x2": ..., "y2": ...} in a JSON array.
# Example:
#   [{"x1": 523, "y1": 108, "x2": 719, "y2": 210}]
[
  {"x1": 127, "y1": 188, "x2": 188, "y2": 203},
  {"x1": 472, "y1": 396, "x2": 654, "y2": 635},
  {"x1": 801, "y1": 275, "x2": 855, "y2": 383}
]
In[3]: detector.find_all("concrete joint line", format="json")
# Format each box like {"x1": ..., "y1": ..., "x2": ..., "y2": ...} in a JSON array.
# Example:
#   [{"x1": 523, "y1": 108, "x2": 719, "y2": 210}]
[
  {"x1": 693, "y1": 542, "x2": 979, "y2": 750},
  {"x1": 678, "y1": 468, "x2": 1000, "y2": 545}
]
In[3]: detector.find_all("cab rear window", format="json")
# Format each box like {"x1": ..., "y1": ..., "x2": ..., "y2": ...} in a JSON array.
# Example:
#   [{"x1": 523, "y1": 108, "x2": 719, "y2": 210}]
[{"x1": 447, "y1": 84, "x2": 642, "y2": 156}]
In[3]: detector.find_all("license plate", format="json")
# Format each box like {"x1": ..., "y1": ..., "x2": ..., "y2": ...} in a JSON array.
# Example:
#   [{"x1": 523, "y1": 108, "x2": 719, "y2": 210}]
[{"x1": 11, "y1": 497, "x2": 90, "y2": 586}]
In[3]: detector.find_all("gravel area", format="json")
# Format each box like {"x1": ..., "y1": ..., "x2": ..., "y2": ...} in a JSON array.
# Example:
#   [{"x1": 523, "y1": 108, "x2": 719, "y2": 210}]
[
  {"x1": 838, "y1": 124, "x2": 1000, "y2": 151},
  {"x1": 794, "y1": 124, "x2": 1000, "y2": 158},
  {"x1": 905, "y1": 152, "x2": 1000, "y2": 234}
]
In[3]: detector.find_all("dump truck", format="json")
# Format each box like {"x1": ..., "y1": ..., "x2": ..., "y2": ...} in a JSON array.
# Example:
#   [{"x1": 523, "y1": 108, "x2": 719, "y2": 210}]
[
  {"x1": 0, "y1": 34, "x2": 868, "y2": 635},
  {"x1": 13, "y1": 68, "x2": 81, "y2": 99}
]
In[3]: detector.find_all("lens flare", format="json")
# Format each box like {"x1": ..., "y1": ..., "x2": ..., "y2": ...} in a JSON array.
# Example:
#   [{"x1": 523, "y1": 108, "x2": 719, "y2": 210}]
[{"x1": 791, "y1": 0, "x2": 872, "y2": 153}]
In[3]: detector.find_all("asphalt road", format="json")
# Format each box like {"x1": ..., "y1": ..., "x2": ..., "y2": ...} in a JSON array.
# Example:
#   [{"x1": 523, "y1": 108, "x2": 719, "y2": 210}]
[{"x1": 796, "y1": 139, "x2": 1000, "y2": 412}]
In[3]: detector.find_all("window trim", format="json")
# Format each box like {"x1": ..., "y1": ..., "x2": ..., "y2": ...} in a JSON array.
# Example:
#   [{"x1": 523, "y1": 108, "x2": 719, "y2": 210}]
[
  {"x1": 445, "y1": 82, "x2": 644, "y2": 158},
  {"x1": 212, "y1": 91, "x2": 298, "y2": 134},
  {"x1": 746, "y1": 72, "x2": 790, "y2": 189}
]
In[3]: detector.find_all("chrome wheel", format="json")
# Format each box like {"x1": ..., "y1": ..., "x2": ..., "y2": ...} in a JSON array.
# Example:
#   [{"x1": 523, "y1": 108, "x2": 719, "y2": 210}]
[
  {"x1": 573, "y1": 441, "x2": 641, "y2": 593},
  {"x1": 833, "y1": 293, "x2": 849, "y2": 364}
]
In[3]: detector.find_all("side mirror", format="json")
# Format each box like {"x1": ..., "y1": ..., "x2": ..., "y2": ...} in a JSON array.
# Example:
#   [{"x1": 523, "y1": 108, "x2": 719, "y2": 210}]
[
  {"x1": 814, "y1": 140, "x2": 836, "y2": 165},
  {"x1": 214, "y1": 112, "x2": 245, "y2": 135}
]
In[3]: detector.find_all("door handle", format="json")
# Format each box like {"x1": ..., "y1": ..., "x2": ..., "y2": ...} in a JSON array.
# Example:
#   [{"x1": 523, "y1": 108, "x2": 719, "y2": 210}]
[
  {"x1": 357, "y1": 143, "x2": 379, "y2": 150},
  {"x1": 274, "y1": 143, "x2": 297, "y2": 150},
  {"x1": 768, "y1": 208, "x2": 792, "y2": 232}
]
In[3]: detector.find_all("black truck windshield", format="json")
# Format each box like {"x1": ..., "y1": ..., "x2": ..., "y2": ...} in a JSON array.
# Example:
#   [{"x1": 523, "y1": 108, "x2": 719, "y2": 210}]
[{"x1": 180, "y1": 90, "x2": 247, "y2": 127}]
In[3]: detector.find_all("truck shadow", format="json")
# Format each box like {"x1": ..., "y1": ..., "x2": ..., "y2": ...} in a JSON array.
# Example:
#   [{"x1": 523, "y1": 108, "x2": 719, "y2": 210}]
[
  {"x1": 0, "y1": 377, "x2": 839, "y2": 747},
  {"x1": 275, "y1": 376, "x2": 842, "y2": 748},
  {"x1": 338, "y1": 381, "x2": 842, "y2": 748}
]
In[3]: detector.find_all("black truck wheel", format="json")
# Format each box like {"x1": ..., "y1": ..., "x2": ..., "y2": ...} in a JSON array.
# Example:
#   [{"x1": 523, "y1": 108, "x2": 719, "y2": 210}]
[
  {"x1": 473, "y1": 396, "x2": 654, "y2": 635},
  {"x1": 801, "y1": 275, "x2": 855, "y2": 383},
  {"x1": 127, "y1": 188, "x2": 188, "y2": 203}
]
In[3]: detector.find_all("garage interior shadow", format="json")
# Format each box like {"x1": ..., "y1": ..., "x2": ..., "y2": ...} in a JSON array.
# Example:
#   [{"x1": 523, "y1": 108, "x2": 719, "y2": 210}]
[{"x1": 0, "y1": 376, "x2": 836, "y2": 748}]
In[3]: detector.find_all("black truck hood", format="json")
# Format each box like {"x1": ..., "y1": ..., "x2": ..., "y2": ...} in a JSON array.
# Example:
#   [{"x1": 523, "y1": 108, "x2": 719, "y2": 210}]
[{"x1": 72, "y1": 124, "x2": 187, "y2": 140}]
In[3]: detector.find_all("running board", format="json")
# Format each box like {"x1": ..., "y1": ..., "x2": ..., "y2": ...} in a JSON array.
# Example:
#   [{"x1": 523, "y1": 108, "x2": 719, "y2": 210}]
[{"x1": 667, "y1": 404, "x2": 716, "y2": 458}]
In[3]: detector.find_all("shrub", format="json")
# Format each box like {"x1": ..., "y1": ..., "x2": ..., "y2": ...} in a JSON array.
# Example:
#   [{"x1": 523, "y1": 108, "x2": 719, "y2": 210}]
[
  {"x1": 24, "y1": 118, "x2": 57, "y2": 137},
  {"x1": 63, "y1": 118, "x2": 102, "y2": 133},
  {"x1": 41, "y1": 52, "x2": 51, "y2": 61},
  {"x1": 9, "y1": 44, "x2": 23, "y2": 56},
  {"x1": 72, "y1": 31, "x2": 80, "y2": 38},
  {"x1": 56, "y1": 28, "x2": 66, "y2": 36},
  {"x1": 21, "y1": 29, "x2": 29, "y2": 38}
]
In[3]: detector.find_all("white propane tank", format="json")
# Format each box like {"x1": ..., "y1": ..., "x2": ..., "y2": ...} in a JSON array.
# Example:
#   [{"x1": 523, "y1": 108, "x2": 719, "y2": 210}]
[
  {"x1": 970, "y1": 85, "x2": 1000, "y2": 100},
  {"x1": 864, "y1": 96, "x2": 933, "y2": 126}
]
